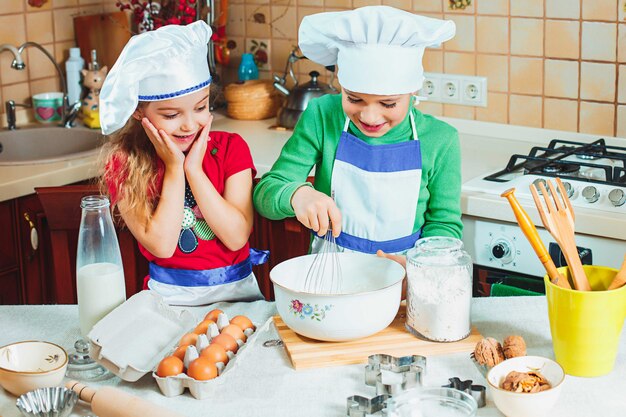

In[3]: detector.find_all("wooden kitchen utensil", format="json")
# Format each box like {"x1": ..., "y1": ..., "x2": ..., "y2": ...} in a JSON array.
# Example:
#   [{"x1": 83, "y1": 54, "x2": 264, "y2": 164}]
[
  {"x1": 530, "y1": 178, "x2": 591, "y2": 291},
  {"x1": 501, "y1": 188, "x2": 570, "y2": 289},
  {"x1": 66, "y1": 381, "x2": 185, "y2": 417},
  {"x1": 273, "y1": 304, "x2": 482, "y2": 370},
  {"x1": 608, "y1": 255, "x2": 626, "y2": 290}
]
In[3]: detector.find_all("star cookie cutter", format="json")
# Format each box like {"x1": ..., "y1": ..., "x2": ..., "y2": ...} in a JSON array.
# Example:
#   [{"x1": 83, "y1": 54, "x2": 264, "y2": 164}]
[
  {"x1": 346, "y1": 394, "x2": 390, "y2": 417},
  {"x1": 365, "y1": 354, "x2": 427, "y2": 396},
  {"x1": 442, "y1": 377, "x2": 486, "y2": 408}
]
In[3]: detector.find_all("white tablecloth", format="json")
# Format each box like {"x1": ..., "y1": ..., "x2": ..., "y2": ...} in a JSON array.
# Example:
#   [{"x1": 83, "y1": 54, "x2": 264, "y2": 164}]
[{"x1": 1, "y1": 297, "x2": 625, "y2": 416}]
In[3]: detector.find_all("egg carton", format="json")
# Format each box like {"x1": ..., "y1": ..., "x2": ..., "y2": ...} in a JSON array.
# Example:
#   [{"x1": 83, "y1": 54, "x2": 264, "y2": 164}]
[
  {"x1": 152, "y1": 317, "x2": 269, "y2": 400},
  {"x1": 88, "y1": 290, "x2": 196, "y2": 382}
]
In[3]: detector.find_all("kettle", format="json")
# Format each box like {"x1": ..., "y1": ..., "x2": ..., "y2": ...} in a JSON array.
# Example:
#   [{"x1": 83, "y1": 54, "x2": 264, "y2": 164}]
[{"x1": 273, "y1": 48, "x2": 338, "y2": 129}]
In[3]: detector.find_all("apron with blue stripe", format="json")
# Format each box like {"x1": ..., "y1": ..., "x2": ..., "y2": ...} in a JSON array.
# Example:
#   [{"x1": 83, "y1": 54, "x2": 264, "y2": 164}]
[
  {"x1": 148, "y1": 248, "x2": 268, "y2": 306},
  {"x1": 312, "y1": 112, "x2": 422, "y2": 255}
]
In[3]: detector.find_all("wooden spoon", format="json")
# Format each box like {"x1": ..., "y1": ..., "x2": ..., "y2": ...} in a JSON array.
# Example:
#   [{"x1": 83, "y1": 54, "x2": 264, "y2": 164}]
[
  {"x1": 501, "y1": 188, "x2": 570, "y2": 289},
  {"x1": 608, "y1": 255, "x2": 626, "y2": 290}
]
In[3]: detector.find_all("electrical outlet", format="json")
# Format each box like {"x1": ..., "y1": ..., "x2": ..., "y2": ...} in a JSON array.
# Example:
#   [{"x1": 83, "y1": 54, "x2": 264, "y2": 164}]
[
  {"x1": 420, "y1": 73, "x2": 441, "y2": 100},
  {"x1": 461, "y1": 76, "x2": 488, "y2": 106},
  {"x1": 422, "y1": 72, "x2": 488, "y2": 107},
  {"x1": 245, "y1": 38, "x2": 271, "y2": 71},
  {"x1": 441, "y1": 77, "x2": 460, "y2": 103}
]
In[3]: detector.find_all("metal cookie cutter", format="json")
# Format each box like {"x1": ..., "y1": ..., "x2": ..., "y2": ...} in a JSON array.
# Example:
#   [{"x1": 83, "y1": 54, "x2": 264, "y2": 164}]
[
  {"x1": 365, "y1": 354, "x2": 427, "y2": 396},
  {"x1": 442, "y1": 377, "x2": 486, "y2": 408},
  {"x1": 346, "y1": 394, "x2": 390, "y2": 417}
]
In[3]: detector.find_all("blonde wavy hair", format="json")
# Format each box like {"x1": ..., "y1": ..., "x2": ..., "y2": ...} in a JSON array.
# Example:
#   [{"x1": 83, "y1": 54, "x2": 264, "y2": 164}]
[{"x1": 98, "y1": 110, "x2": 162, "y2": 222}]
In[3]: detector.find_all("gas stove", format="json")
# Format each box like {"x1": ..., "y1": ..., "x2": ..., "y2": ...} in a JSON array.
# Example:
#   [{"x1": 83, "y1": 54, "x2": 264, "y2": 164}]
[
  {"x1": 460, "y1": 138, "x2": 626, "y2": 293},
  {"x1": 463, "y1": 138, "x2": 626, "y2": 213}
]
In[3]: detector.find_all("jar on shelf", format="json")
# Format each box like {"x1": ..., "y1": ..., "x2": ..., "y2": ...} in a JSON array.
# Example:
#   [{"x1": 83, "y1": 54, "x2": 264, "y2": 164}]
[{"x1": 405, "y1": 237, "x2": 473, "y2": 342}]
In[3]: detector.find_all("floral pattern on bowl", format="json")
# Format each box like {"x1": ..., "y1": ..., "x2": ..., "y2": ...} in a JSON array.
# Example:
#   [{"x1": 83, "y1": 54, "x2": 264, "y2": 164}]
[{"x1": 288, "y1": 299, "x2": 333, "y2": 321}]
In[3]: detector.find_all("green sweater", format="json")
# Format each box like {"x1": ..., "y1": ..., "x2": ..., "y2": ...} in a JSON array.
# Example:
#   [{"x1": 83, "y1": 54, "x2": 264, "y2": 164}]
[{"x1": 253, "y1": 94, "x2": 463, "y2": 240}]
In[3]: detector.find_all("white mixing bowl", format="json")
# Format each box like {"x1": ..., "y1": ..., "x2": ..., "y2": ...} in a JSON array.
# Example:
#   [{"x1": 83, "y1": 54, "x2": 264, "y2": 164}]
[{"x1": 270, "y1": 252, "x2": 405, "y2": 341}]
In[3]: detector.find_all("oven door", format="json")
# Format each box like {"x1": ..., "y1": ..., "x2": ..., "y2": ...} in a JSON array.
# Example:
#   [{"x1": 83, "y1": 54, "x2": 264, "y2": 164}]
[{"x1": 461, "y1": 216, "x2": 621, "y2": 296}]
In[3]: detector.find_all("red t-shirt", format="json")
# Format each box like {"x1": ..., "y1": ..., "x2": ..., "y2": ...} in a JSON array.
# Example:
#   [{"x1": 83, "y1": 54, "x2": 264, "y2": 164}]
[{"x1": 108, "y1": 131, "x2": 256, "y2": 270}]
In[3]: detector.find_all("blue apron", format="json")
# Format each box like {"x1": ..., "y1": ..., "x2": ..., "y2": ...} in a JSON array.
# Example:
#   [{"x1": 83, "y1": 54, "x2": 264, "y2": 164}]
[
  {"x1": 312, "y1": 112, "x2": 422, "y2": 255},
  {"x1": 147, "y1": 248, "x2": 269, "y2": 305}
]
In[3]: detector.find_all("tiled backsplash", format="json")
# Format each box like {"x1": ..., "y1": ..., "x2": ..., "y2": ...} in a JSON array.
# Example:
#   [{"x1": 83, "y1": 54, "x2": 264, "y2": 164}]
[
  {"x1": 226, "y1": 0, "x2": 626, "y2": 137},
  {"x1": 1, "y1": 0, "x2": 625, "y2": 137},
  {"x1": 0, "y1": 0, "x2": 121, "y2": 125}
]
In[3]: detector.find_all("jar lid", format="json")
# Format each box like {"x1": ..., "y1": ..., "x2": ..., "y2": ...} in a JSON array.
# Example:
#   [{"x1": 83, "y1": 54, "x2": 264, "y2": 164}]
[{"x1": 406, "y1": 237, "x2": 469, "y2": 266}]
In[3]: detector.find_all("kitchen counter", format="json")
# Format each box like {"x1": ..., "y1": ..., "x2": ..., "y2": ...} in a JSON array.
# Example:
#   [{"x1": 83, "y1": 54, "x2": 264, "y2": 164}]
[
  {"x1": 1, "y1": 115, "x2": 625, "y2": 240},
  {"x1": 1, "y1": 296, "x2": 625, "y2": 416}
]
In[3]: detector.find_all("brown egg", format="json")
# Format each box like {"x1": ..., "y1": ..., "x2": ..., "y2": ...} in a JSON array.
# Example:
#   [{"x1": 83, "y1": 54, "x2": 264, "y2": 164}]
[
  {"x1": 156, "y1": 356, "x2": 184, "y2": 377},
  {"x1": 179, "y1": 332, "x2": 199, "y2": 347},
  {"x1": 211, "y1": 333, "x2": 239, "y2": 353},
  {"x1": 230, "y1": 315, "x2": 255, "y2": 332},
  {"x1": 204, "y1": 309, "x2": 223, "y2": 323},
  {"x1": 187, "y1": 357, "x2": 218, "y2": 381},
  {"x1": 200, "y1": 343, "x2": 229, "y2": 365},
  {"x1": 221, "y1": 324, "x2": 247, "y2": 342},
  {"x1": 172, "y1": 345, "x2": 188, "y2": 361},
  {"x1": 193, "y1": 320, "x2": 216, "y2": 335}
]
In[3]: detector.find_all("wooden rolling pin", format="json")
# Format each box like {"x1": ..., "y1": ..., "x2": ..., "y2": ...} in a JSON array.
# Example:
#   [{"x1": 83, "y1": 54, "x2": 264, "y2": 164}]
[
  {"x1": 608, "y1": 255, "x2": 626, "y2": 290},
  {"x1": 501, "y1": 188, "x2": 571, "y2": 289},
  {"x1": 66, "y1": 381, "x2": 185, "y2": 417}
]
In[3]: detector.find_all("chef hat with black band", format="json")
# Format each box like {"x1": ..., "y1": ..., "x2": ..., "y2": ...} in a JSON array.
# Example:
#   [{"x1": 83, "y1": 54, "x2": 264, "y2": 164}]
[
  {"x1": 99, "y1": 21, "x2": 213, "y2": 135},
  {"x1": 298, "y1": 6, "x2": 455, "y2": 95}
]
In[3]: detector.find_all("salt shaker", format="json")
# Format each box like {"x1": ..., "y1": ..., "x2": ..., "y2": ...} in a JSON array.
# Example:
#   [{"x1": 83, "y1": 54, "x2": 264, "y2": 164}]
[
  {"x1": 405, "y1": 237, "x2": 473, "y2": 342},
  {"x1": 76, "y1": 195, "x2": 126, "y2": 337}
]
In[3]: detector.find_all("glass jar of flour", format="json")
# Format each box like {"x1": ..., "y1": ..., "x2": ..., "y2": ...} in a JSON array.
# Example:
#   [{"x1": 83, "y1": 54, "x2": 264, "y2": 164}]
[{"x1": 405, "y1": 237, "x2": 473, "y2": 342}]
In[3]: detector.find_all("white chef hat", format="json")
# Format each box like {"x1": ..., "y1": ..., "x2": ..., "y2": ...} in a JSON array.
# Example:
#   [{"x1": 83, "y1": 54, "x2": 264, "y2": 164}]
[
  {"x1": 100, "y1": 21, "x2": 212, "y2": 135},
  {"x1": 298, "y1": 6, "x2": 455, "y2": 95}
]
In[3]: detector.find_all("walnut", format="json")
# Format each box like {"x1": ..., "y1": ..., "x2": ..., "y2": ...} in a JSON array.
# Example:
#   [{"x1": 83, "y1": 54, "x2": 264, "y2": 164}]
[
  {"x1": 473, "y1": 337, "x2": 505, "y2": 367},
  {"x1": 501, "y1": 370, "x2": 551, "y2": 393},
  {"x1": 503, "y1": 335, "x2": 527, "y2": 359}
]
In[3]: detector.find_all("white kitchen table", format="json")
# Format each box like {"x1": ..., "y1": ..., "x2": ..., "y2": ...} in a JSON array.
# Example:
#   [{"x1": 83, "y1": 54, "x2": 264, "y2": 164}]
[{"x1": 1, "y1": 296, "x2": 625, "y2": 417}]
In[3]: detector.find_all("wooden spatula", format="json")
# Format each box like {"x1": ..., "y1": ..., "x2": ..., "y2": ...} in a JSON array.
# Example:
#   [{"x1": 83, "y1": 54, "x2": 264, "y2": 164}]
[
  {"x1": 529, "y1": 178, "x2": 591, "y2": 291},
  {"x1": 501, "y1": 188, "x2": 570, "y2": 289},
  {"x1": 608, "y1": 255, "x2": 626, "y2": 290}
]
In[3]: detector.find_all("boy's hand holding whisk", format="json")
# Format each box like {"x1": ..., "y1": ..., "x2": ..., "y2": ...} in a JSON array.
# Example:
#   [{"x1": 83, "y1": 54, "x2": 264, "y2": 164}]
[{"x1": 291, "y1": 186, "x2": 342, "y2": 238}]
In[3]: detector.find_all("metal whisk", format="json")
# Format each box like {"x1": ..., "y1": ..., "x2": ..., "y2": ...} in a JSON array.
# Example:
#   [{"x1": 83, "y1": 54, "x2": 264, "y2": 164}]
[{"x1": 303, "y1": 228, "x2": 343, "y2": 294}]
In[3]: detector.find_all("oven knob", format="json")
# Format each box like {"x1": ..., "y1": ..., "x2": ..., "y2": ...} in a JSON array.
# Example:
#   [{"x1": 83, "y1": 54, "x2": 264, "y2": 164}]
[
  {"x1": 582, "y1": 186, "x2": 599, "y2": 203},
  {"x1": 532, "y1": 178, "x2": 547, "y2": 193},
  {"x1": 560, "y1": 181, "x2": 574, "y2": 198},
  {"x1": 608, "y1": 189, "x2": 626, "y2": 207},
  {"x1": 491, "y1": 240, "x2": 513, "y2": 264}
]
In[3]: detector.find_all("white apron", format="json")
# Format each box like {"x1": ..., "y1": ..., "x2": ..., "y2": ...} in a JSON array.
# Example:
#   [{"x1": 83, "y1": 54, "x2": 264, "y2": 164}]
[{"x1": 312, "y1": 113, "x2": 422, "y2": 255}]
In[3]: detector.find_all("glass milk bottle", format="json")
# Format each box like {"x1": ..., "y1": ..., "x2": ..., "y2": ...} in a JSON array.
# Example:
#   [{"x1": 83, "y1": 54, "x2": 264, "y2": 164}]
[
  {"x1": 76, "y1": 195, "x2": 126, "y2": 337},
  {"x1": 405, "y1": 237, "x2": 473, "y2": 342}
]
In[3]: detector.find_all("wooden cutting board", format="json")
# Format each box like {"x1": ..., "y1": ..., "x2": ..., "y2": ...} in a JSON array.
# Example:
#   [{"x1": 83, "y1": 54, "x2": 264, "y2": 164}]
[
  {"x1": 274, "y1": 304, "x2": 482, "y2": 370},
  {"x1": 74, "y1": 12, "x2": 131, "y2": 70}
]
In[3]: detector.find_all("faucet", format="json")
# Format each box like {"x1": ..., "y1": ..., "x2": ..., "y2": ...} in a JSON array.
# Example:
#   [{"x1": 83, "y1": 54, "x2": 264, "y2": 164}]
[
  {"x1": 5, "y1": 100, "x2": 32, "y2": 130},
  {"x1": 0, "y1": 44, "x2": 25, "y2": 69},
  {"x1": 3, "y1": 42, "x2": 80, "y2": 129}
]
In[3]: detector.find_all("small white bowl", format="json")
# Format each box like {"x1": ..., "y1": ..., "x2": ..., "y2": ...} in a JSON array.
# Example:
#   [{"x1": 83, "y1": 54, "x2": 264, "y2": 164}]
[
  {"x1": 487, "y1": 355, "x2": 565, "y2": 417},
  {"x1": 0, "y1": 341, "x2": 68, "y2": 397}
]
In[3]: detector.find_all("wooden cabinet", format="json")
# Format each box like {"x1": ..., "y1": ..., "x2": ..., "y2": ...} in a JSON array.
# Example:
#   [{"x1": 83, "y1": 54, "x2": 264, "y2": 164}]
[{"x1": 0, "y1": 194, "x2": 52, "y2": 305}]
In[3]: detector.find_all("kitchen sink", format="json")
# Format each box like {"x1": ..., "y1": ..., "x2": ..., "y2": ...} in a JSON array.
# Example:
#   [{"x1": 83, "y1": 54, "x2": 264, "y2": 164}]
[{"x1": 0, "y1": 126, "x2": 104, "y2": 165}]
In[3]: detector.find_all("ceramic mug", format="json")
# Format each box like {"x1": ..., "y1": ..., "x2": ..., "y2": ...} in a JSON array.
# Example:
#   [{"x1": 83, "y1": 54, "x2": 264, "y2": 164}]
[
  {"x1": 544, "y1": 265, "x2": 626, "y2": 377},
  {"x1": 32, "y1": 92, "x2": 63, "y2": 123}
]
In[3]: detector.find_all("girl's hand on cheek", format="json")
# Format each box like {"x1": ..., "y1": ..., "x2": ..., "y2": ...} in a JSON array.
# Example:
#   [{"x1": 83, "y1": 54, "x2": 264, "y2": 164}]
[
  {"x1": 184, "y1": 115, "x2": 213, "y2": 174},
  {"x1": 141, "y1": 118, "x2": 184, "y2": 168}
]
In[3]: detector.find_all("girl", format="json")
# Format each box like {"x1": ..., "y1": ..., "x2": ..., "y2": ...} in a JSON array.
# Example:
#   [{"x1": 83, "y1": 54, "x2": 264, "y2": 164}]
[
  {"x1": 99, "y1": 21, "x2": 266, "y2": 306},
  {"x1": 254, "y1": 6, "x2": 462, "y2": 265}
]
